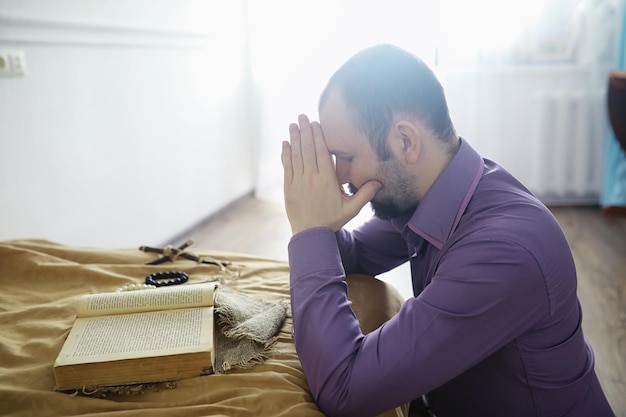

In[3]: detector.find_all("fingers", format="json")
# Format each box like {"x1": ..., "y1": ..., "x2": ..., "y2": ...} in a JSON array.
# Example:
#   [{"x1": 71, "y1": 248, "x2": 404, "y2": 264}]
[
  {"x1": 288, "y1": 114, "x2": 325, "y2": 176},
  {"x1": 289, "y1": 122, "x2": 303, "y2": 176},
  {"x1": 297, "y1": 114, "x2": 319, "y2": 173},
  {"x1": 311, "y1": 121, "x2": 333, "y2": 173},
  {"x1": 281, "y1": 140, "x2": 293, "y2": 185}
]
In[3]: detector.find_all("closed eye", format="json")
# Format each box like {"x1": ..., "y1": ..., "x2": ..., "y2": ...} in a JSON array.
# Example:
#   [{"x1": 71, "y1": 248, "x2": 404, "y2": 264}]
[{"x1": 330, "y1": 150, "x2": 353, "y2": 161}]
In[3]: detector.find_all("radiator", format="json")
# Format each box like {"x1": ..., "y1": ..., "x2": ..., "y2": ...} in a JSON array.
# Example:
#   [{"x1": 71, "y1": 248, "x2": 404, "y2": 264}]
[{"x1": 529, "y1": 90, "x2": 607, "y2": 205}]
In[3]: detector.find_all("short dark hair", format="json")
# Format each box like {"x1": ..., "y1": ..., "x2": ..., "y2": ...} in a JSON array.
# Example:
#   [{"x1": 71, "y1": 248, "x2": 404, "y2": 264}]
[{"x1": 319, "y1": 44, "x2": 457, "y2": 160}]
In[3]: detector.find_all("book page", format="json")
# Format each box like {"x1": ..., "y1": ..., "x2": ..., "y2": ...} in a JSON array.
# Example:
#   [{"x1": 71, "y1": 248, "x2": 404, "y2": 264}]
[
  {"x1": 75, "y1": 283, "x2": 216, "y2": 317},
  {"x1": 55, "y1": 306, "x2": 214, "y2": 366}
]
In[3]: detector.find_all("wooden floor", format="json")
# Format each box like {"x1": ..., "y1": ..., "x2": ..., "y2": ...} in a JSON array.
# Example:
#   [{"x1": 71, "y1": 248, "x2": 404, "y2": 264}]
[{"x1": 178, "y1": 198, "x2": 626, "y2": 415}]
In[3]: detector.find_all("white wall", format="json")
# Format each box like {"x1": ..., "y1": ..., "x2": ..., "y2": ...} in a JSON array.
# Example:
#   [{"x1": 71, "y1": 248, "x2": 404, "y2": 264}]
[
  {"x1": 0, "y1": 0, "x2": 257, "y2": 248},
  {"x1": 249, "y1": 0, "x2": 621, "y2": 206}
]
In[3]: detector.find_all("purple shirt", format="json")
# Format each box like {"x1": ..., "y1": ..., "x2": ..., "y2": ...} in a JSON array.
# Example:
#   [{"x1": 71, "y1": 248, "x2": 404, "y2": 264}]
[{"x1": 288, "y1": 139, "x2": 615, "y2": 417}]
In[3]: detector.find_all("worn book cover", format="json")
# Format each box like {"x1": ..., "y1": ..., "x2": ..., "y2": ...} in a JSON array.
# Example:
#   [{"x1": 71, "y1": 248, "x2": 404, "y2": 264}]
[{"x1": 54, "y1": 283, "x2": 216, "y2": 390}]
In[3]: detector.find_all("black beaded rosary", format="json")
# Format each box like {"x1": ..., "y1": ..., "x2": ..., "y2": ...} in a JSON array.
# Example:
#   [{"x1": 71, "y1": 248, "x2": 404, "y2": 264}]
[{"x1": 144, "y1": 271, "x2": 189, "y2": 287}]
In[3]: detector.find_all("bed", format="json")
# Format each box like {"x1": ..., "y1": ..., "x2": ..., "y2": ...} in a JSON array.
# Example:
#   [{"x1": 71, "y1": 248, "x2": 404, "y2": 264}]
[{"x1": 0, "y1": 239, "x2": 409, "y2": 417}]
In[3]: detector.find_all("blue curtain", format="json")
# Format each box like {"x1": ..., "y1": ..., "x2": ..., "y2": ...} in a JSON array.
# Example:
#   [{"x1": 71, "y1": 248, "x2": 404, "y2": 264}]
[{"x1": 601, "y1": 3, "x2": 626, "y2": 209}]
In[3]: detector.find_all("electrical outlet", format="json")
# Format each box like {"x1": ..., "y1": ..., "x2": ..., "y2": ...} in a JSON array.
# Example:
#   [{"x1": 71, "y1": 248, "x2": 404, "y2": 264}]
[
  {"x1": 0, "y1": 52, "x2": 9, "y2": 76},
  {"x1": 0, "y1": 50, "x2": 26, "y2": 77}
]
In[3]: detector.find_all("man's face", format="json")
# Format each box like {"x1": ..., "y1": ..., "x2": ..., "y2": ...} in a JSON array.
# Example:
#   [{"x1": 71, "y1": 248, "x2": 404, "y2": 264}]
[{"x1": 319, "y1": 91, "x2": 419, "y2": 220}]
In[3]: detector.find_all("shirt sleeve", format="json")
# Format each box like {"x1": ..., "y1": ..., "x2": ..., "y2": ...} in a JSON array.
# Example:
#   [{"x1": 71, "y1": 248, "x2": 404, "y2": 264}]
[
  {"x1": 335, "y1": 217, "x2": 410, "y2": 276},
  {"x1": 288, "y1": 228, "x2": 550, "y2": 417}
]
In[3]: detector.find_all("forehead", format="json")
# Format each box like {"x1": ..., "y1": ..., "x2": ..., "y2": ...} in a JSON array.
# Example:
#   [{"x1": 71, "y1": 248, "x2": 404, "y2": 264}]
[{"x1": 319, "y1": 90, "x2": 370, "y2": 154}]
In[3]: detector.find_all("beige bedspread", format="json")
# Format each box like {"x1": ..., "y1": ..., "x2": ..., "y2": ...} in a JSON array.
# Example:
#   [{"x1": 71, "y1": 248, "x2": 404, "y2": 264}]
[{"x1": 0, "y1": 239, "x2": 408, "y2": 417}]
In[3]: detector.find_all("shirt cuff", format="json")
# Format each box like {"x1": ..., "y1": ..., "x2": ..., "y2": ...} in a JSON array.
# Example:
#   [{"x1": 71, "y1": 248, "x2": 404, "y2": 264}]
[{"x1": 288, "y1": 227, "x2": 345, "y2": 280}]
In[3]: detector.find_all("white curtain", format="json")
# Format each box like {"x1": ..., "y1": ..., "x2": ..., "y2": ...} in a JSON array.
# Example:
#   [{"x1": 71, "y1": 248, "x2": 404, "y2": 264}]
[{"x1": 247, "y1": 0, "x2": 623, "y2": 204}]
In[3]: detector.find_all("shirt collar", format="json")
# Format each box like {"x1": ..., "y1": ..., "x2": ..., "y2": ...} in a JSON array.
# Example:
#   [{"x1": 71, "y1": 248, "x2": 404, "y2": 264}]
[{"x1": 391, "y1": 138, "x2": 484, "y2": 250}]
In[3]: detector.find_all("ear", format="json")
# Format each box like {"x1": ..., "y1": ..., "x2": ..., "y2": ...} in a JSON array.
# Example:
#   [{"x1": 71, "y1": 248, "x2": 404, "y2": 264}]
[{"x1": 394, "y1": 121, "x2": 421, "y2": 164}]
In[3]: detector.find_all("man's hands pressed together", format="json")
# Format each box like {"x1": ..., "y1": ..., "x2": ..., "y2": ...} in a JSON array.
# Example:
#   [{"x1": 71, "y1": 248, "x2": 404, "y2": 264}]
[{"x1": 281, "y1": 114, "x2": 381, "y2": 235}]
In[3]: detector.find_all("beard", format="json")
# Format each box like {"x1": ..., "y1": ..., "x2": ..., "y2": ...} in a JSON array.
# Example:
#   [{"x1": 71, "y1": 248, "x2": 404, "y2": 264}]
[
  {"x1": 371, "y1": 199, "x2": 415, "y2": 220},
  {"x1": 347, "y1": 158, "x2": 419, "y2": 220}
]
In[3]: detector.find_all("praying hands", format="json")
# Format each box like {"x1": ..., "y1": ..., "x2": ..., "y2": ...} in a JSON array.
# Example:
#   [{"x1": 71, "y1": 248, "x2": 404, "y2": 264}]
[{"x1": 281, "y1": 114, "x2": 381, "y2": 235}]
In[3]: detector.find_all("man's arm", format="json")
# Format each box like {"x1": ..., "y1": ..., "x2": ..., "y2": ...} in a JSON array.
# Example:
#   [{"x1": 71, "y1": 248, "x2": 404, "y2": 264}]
[
  {"x1": 335, "y1": 219, "x2": 411, "y2": 276},
  {"x1": 289, "y1": 230, "x2": 549, "y2": 417}
]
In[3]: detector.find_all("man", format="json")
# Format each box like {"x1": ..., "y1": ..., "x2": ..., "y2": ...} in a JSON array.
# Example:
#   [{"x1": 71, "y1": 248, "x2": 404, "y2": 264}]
[{"x1": 281, "y1": 44, "x2": 615, "y2": 417}]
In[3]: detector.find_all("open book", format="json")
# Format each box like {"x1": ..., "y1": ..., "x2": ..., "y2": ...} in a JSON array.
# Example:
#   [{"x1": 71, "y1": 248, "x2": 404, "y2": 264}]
[{"x1": 53, "y1": 283, "x2": 216, "y2": 391}]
